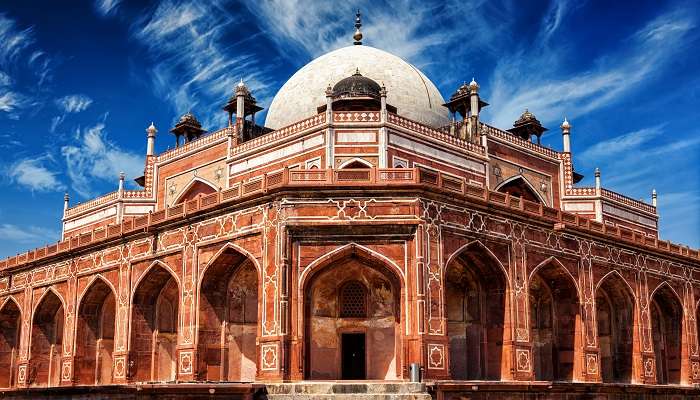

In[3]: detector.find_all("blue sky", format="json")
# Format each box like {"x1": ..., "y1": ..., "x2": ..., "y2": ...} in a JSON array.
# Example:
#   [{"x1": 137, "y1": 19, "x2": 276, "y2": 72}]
[{"x1": 0, "y1": 0, "x2": 698, "y2": 257}]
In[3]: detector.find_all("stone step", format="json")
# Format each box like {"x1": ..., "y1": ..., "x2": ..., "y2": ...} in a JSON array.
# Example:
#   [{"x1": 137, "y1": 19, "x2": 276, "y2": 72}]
[{"x1": 264, "y1": 382, "x2": 431, "y2": 400}]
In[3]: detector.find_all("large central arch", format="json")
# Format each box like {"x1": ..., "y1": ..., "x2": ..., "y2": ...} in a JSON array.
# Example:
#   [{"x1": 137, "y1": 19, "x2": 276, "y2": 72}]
[
  {"x1": 595, "y1": 271, "x2": 635, "y2": 383},
  {"x1": 444, "y1": 241, "x2": 510, "y2": 380},
  {"x1": 300, "y1": 244, "x2": 404, "y2": 380},
  {"x1": 30, "y1": 289, "x2": 64, "y2": 387},
  {"x1": 75, "y1": 277, "x2": 116, "y2": 385}
]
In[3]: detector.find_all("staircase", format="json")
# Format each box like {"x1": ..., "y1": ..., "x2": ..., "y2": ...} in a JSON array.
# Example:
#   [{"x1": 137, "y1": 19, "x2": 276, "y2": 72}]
[{"x1": 263, "y1": 382, "x2": 432, "y2": 400}]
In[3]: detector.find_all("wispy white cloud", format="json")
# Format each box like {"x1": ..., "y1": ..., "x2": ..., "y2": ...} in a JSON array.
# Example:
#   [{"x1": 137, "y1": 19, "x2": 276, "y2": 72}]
[
  {"x1": 0, "y1": 223, "x2": 59, "y2": 244},
  {"x1": 49, "y1": 115, "x2": 65, "y2": 133},
  {"x1": 95, "y1": 0, "x2": 122, "y2": 17},
  {"x1": 133, "y1": 0, "x2": 275, "y2": 127},
  {"x1": 56, "y1": 94, "x2": 93, "y2": 113},
  {"x1": 7, "y1": 156, "x2": 65, "y2": 192},
  {"x1": 61, "y1": 122, "x2": 143, "y2": 198},
  {"x1": 486, "y1": 8, "x2": 696, "y2": 127},
  {"x1": 579, "y1": 126, "x2": 664, "y2": 161},
  {"x1": 0, "y1": 14, "x2": 33, "y2": 65}
]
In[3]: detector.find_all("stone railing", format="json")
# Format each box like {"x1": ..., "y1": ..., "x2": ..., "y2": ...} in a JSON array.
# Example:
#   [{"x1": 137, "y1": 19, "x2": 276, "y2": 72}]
[
  {"x1": 481, "y1": 123, "x2": 559, "y2": 159},
  {"x1": 64, "y1": 192, "x2": 119, "y2": 218},
  {"x1": 156, "y1": 127, "x2": 232, "y2": 163},
  {"x1": 601, "y1": 188, "x2": 656, "y2": 214},
  {"x1": 565, "y1": 187, "x2": 656, "y2": 215},
  {"x1": 1, "y1": 167, "x2": 695, "y2": 271},
  {"x1": 388, "y1": 113, "x2": 485, "y2": 156},
  {"x1": 231, "y1": 113, "x2": 326, "y2": 156}
]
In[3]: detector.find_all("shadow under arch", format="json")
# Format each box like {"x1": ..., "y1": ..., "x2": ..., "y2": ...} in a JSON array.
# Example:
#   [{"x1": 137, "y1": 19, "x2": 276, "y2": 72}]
[
  {"x1": 196, "y1": 243, "x2": 259, "y2": 382},
  {"x1": 595, "y1": 270, "x2": 636, "y2": 383},
  {"x1": 301, "y1": 243, "x2": 405, "y2": 380},
  {"x1": 0, "y1": 297, "x2": 21, "y2": 388},
  {"x1": 129, "y1": 261, "x2": 180, "y2": 383},
  {"x1": 495, "y1": 175, "x2": 547, "y2": 205},
  {"x1": 173, "y1": 177, "x2": 218, "y2": 205},
  {"x1": 30, "y1": 288, "x2": 65, "y2": 387},
  {"x1": 75, "y1": 276, "x2": 117, "y2": 385},
  {"x1": 528, "y1": 257, "x2": 581, "y2": 382},
  {"x1": 650, "y1": 281, "x2": 684, "y2": 385},
  {"x1": 444, "y1": 239, "x2": 511, "y2": 380}
]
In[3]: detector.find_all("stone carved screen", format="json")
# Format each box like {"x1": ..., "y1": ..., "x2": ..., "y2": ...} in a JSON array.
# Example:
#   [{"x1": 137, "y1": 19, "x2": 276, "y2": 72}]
[{"x1": 339, "y1": 281, "x2": 368, "y2": 318}]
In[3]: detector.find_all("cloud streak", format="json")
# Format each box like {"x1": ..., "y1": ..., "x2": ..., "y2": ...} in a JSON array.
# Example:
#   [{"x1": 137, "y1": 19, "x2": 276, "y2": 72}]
[
  {"x1": 0, "y1": 223, "x2": 59, "y2": 244},
  {"x1": 7, "y1": 156, "x2": 65, "y2": 192},
  {"x1": 56, "y1": 94, "x2": 93, "y2": 113},
  {"x1": 61, "y1": 122, "x2": 143, "y2": 198}
]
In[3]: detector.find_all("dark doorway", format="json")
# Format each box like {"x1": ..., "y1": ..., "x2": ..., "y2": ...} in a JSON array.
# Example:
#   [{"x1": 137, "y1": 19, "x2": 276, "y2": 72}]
[{"x1": 341, "y1": 333, "x2": 366, "y2": 379}]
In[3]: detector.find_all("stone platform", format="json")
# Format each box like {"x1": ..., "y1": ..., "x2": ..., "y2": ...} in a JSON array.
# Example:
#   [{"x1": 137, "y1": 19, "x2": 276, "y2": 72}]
[{"x1": 263, "y1": 381, "x2": 431, "y2": 400}]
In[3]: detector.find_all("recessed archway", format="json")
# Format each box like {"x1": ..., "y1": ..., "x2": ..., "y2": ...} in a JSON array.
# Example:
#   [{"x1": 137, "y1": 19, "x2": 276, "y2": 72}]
[
  {"x1": 444, "y1": 241, "x2": 509, "y2": 380},
  {"x1": 595, "y1": 272, "x2": 635, "y2": 383},
  {"x1": 174, "y1": 178, "x2": 218, "y2": 205},
  {"x1": 75, "y1": 277, "x2": 116, "y2": 385},
  {"x1": 0, "y1": 298, "x2": 21, "y2": 388},
  {"x1": 30, "y1": 289, "x2": 64, "y2": 387},
  {"x1": 302, "y1": 245, "x2": 403, "y2": 380},
  {"x1": 650, "y1": 283, "x2": 683, "y2": 385},
  {"x1": 197, "y1": 245, "x2": 259, "y2": 382},
  {"x1": 495, "y1": 175, "x2": 545, "y2": 204},
  {"x1": 529, "y1": 259, "x2": 581, "y2": 381},
  {"x1": 129, "y1": 263, "x2": 179, "y2": 383}
]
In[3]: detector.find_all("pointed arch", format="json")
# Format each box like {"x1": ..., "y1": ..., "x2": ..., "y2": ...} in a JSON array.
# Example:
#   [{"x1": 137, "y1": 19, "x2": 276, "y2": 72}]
[
  {"x1": 75, "y1": 276, "x2": 117, "y2": 385},
  {"x1": 529, "y1": 256, "x2": 580, "y2": 295},
  {"x1": 595, "y1": 270, "x2": 636, "y2": 300},
  {"x1": 129, "y1": 261, "x2": 180, "y2": 383},
  {"x1": 338, "y1": 157, "x2": 373, "y2": 169},
  {"x1": 595, "y1": 270, "x2": 636, "y2": 383},
  {"x1": 196, "y1": 242, "x2": 260, "y2": 382},
  {"x1": 495, "y1": 174, "x2": 547, "y2": 205},
  {"x1": 30, "y1": 288, "x2": 64, "y2": 387},
  {"x1": 0, "y1": 296, "x2": 21, "y2": 388},
  {"x1": 301, "y1": 242, "x2": 404, "y2": 380},
  {"x1": 529, "y1": 256, "x2": 581, "y2": 381},
  {"x1": 444, "y1": 239, "x2": 510, "y2": 285},
  {"x1": 444, "y1": 239, "x2": 510, "y2": 380},
  {"x1": 173, "y1": 177, "x2": 218, "y2": 205},
  {"x1": 299, "y1": 242, "x2": 405, "y2": 290},
  {"x1": 0, "y1": 296, "x2": 21, "y2": 316},
  {"x1": 650, "y1": 281, "x2": 684, "y2": 384}
]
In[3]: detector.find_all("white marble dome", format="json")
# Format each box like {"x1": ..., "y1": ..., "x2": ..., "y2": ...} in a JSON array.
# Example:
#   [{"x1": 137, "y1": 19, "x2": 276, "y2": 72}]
[{"x1": 265, "y1": 45, "x2": 450, "y2": 129}]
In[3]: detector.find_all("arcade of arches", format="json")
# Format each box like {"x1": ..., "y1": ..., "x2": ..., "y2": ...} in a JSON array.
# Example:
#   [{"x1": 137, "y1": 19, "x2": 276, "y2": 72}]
[{"x1": 0, "y1": 239, "x2": 699, "y2": 389}]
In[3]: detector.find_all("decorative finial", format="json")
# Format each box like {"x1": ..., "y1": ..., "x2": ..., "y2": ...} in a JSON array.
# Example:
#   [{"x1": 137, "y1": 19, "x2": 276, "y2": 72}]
[
  {"x1": 147, "y1": 121, "x2": 157, "y2": 136},
  {"x1": 561, "y1": 117, "x2": 570, "y2": 129},
  {"x1": 469, "y1": 77, "x2": 479, "y2": 90},
  {"x1": 652, "y1": 189, "x2": 658, "y2": 207},
  {"x1": 594, "y1": 167, "x2": 601, "y2": 177},
  {"x1": 353, "y1": 9, "x2": 363, "y2": 45}
]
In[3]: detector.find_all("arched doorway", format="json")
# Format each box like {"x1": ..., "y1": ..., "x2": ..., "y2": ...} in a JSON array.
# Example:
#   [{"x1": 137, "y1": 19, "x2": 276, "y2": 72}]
[
  {"x1": 529, "y1": 260, "x2": 580, "y2": 381},
  {"x1": 496, "y1": 176, "x2": 544, "y2": 204},
  {"x1": 0, "y1": 299, "x2": 21, "y2": 388},
  {"x1": 303, "y1": 246, "x2": 402, "y2": 380},
  {"x1": 75, "y1": 278, "x2": 116, "y2": 385},
  {"x1": 130, "y1": 264, "x2": 179, "y2": 382},
  {"x1": 197, "y1": 246, "x2": 258, "y2": 381},
  {"x1": 30, "y1": 290, "x2": 64, "y2": 387},
  {"x1": 596, "y1": 272, "x2": 634, "y2": 383},
  {"x1": 445, "y1": 242, "x2": 508, "y2": 380},
  {"x1": 651, "y1": 284, "x2": 682, "y2": 384}
]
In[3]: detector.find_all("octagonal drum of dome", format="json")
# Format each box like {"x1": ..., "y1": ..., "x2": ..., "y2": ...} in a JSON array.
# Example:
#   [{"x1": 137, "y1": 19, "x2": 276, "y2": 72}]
[{"x1": 265, "y1": 45, "x2": 450, "y2": 130}]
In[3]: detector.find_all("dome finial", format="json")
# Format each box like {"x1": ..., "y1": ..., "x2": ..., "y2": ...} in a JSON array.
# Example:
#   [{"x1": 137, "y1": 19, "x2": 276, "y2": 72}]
[{"x1": 353, "y1": 9, "x2": 363, "y2": 45}]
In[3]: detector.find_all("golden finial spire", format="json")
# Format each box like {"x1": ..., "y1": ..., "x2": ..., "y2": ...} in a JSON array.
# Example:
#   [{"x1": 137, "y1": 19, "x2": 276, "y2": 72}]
[{"x1": 353, "y1": 9, "x2": 363, "y2": 45}]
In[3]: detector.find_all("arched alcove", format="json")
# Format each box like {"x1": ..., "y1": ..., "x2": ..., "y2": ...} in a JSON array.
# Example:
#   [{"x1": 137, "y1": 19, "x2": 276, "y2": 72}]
[
  {"x1": 302, "y1": 245, "x2": 403, "y2": 380},
  {"x1": 197, "y1": 245, "x2": 259, "y2": 382},
  {"x1": 0, "y1": 299, "x2": 21, "y2": 388},
  {"x1": 444, "y1": 242, "x2": 509, "y2": 380},
  {"x1": 495, "y1": 176, "x2": 544, "y2": 204},
  {"x1": 30, "y1": 290, "x2": 64, "y2": 387},
  {"x1": 651, "y1": 284, "x2": 683, "y2": 384},
  {"x1": 130, "y1": 264, "x2": 179, "y2": 382},
  {"x1": 175, "y1": 178, "x2": 217, "y2": 205},
  {"x1": 596, "y1": 272, "x2": 635, "y2": 383},
  {"x1": 529, "y1": 259, "x2": 580, "y2": 381},
  {"x1": 75, "y1": 278, "x2": 116, "y2": 385}
]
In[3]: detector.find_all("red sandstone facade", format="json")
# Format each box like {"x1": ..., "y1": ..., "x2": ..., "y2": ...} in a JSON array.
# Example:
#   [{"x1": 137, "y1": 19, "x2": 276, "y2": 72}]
[{"x1": 0, "y1": 36, "x2": 698, "y2": 399}]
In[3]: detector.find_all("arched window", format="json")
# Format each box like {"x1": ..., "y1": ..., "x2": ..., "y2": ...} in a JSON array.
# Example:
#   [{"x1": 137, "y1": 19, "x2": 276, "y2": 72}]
[{"x1": 339, "y1": 281, "x2": 368, "y2": 318}]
